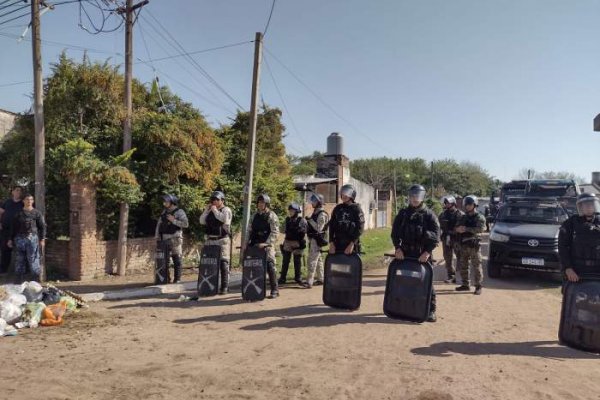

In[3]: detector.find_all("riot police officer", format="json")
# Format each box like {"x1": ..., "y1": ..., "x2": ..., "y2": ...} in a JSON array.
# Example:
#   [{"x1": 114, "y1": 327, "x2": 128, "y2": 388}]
[
  {"x1": 438, "y1": 196, "x2": 464, "y2": 284},
  {"x1": 329, "y1": 184, "x2": 365, "y2": 255},
  {"x1": 155, "y1": 194, "x2": 189, "y2": 283},
  {"x1": 559, "y1": 193, "x2": 600, "y2": 283},
  {"x1": 199, "y1": 191, "x2": 233, "y2": 294},
  {"x1": 455, "y1": 195, "x2": 486, "y2": 295},
  {"x1": 304, "y1": 193, "x2": 329, "y2": 288},
  {"x1": 279, "y1": 203, "x2": 307, "y2": 285},
  {"x1": 245, "y1": 194, "x2": 280, "y2": 299},
  {"x1": 391, "y1": 184, "x2": 440, "y2": 322}
]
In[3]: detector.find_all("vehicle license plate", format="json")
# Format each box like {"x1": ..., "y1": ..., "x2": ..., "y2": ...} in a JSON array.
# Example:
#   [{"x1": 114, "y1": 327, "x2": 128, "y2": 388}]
[{"x1": 522, "y1": 257, "x2": 544, "y2": 266}]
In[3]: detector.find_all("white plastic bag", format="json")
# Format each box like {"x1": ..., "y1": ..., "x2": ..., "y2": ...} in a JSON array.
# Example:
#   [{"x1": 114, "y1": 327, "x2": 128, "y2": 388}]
[
  {"x1": 7, "y1": 294, "x2": 27, "y2": 307},
  {"x1": 21, "y1": 302, "x2": 46, "y2": 328},
  {"x1": 0, "y1": 318, "x2": 18, "y2": 337},
  {"x1": 0, "y1": 301, "x2": 22, "y2": 324},
  {"x1": 22, "y1": 282, "x2": 44, "y2": 303}
]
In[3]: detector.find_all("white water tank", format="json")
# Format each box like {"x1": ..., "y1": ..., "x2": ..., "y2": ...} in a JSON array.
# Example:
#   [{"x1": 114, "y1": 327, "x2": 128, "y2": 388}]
[{"x1": 326, "y1": 132, "x2": 344, "y2": 156}]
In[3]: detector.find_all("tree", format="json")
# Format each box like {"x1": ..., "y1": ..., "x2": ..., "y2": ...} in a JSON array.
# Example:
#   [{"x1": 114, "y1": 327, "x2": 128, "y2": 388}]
[
  {"x1": 515, "y1": 168, "x2": 585, "y2": 184},
  {"x1": 288, "y1": 151, "x2": 325, "y2": 176}
]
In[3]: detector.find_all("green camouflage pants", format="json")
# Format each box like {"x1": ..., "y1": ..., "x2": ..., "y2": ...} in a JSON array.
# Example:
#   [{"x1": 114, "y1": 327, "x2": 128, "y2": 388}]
[
  {"x1": 458, "y1": 245, "x2": 483, "y2": 287},
  {"x1": 442, "y1": 237, "x2": 460, "y2": 278}
]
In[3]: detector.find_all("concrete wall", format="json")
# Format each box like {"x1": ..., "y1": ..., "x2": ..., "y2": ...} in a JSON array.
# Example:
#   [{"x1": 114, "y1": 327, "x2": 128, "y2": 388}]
[
  {"x1": 348, "y1": 177, "x2": 376, "y2": 230},
  {"x1": 0, "y1": 110, "x2": 16, "y2": 141}
]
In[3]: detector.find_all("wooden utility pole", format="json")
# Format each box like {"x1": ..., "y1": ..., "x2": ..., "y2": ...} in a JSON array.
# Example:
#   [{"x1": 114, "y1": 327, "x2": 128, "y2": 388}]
[
  {"x1": 116, "y1": 0, "x2": 148, "y2": 276},
  {"x1": 430, "y1": 161, "x2": 434, "y2": 198},
  {"x1": 240, "y1": 32, "x2": 264, "y2": 251},
  {"x1": 31, "y1": 0, "x2": 45, "y2": 281}
]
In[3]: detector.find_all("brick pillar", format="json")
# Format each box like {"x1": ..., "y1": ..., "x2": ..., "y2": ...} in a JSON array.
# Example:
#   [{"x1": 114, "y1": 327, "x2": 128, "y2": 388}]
[{"x1": 68, "y1": 180, "x2": 98, "y2": 280}]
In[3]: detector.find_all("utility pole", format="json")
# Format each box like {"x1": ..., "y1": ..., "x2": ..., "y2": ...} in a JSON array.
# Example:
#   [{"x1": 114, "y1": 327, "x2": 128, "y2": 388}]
[
  {"x1": 430, "y1": 161, "x2": 434, "y2": 198},
  {"x1": 116, "y1": 0, "x2": 148, "y2": 276},
  {"x1": 393, "y1": 169, "x2": 397, "y2": 214},
  {"x1": 31, "y1": 0, "x2": 45, "y2": 280},
  {"x1": 240, "y1": 32, "x2": 263, "y2": 252}
]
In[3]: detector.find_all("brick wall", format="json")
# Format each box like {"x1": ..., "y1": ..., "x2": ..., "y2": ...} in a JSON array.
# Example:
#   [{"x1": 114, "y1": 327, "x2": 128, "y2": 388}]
[{"x1": 45, "y1": 239, "x2": 69, "y2": 277}]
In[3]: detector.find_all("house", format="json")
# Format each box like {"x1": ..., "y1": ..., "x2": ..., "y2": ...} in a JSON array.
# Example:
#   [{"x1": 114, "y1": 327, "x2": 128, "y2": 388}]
[
  {"x1": 293, "y1": 132, "x2": 393, "y2": 229},
  {"x1": 0, "y1": 108, "x2": 17, "y2": 141},
  {"x1": 580, "y1": 172, "x2": 600, "y2": 195}
]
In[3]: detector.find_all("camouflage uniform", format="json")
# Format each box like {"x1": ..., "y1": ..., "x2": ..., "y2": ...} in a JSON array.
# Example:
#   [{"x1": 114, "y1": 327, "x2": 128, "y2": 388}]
[
  {"x1": 438, "y1": 207, "x2": 464, "y2": 280},
  {"x1": 306, "y1": 207, "x2": 329, "y2": 286},
  {"x1": 200, "y1": 206, "x2": 233, "y2": 261},
  {"x1": 456, "y1": 211, "x2": 486, "y2": 287}
]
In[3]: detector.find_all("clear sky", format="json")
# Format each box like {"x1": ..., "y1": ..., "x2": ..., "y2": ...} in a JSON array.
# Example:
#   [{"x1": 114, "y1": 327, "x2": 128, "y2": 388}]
[{"x1": 1, "y1": 0, "x2": 600, "y2": 182}]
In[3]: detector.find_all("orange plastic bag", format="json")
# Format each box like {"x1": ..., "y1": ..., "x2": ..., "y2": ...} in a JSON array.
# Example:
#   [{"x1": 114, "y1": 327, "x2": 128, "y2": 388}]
[{"x1": 40, "y1": 301, "x2": 67, "y2": 327}]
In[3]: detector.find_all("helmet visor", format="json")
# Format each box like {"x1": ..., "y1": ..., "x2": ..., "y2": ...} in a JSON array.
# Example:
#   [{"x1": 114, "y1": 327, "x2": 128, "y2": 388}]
[
  {"x1": 409, "y1": 190, "x2": 425, "y2": 203},
  {"x1": 340, "y1": 186, "x2": 354, "y2": 199},
  {"x1": 577, "y1": 197, "x2": 600, "y2": 217}
]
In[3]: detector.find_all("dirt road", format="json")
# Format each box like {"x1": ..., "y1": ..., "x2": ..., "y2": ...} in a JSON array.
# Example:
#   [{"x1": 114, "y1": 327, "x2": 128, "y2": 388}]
[{"x1": 1, "y1": 238, "x2": 599, "y2": 400}]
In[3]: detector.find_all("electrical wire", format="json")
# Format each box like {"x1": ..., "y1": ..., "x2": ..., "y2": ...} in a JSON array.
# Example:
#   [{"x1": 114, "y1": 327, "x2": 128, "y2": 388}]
[
  {"x1": 135, "y1": 40, "x2": 253, "y2": 64},
  {"x1": 0, "y1": 80, "x2": 32, "y2": 87},
  {"x1": 0, "y1": 0, "x2": 24, "y2": 12},
  {"x1": 263, "y1": 0, "x2": 276, "y2": 37}
]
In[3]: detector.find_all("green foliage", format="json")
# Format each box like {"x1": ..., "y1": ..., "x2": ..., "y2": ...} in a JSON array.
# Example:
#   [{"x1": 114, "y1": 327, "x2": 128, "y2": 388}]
[
  {"x1": 425, "y1": 198, "x2": 443, "y2": 216},
  {"x1": 50, "y1": 138, "x2": 105, "y2": 183},
  {"x1": 99, "y1": 166, "x2": 143, "y2": 204},
  {"x1": 289, "y1": 151, "x2": 325, "y2": 176}
]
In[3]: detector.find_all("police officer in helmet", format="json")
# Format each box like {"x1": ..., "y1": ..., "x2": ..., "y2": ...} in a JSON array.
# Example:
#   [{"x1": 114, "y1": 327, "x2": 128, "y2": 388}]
[
  {"x1": 279, "y1": 203, "x2": 307, "y2": 285},
  {"x1": 200, "y1": 191, "x2": 233, "y2": 294},
  {"x1": 391, "y1": 184, "x2": 440, "y2": 322},
  {"x1": 329, "y1": 184, "x2": 365, "y2": 255},
  {"x1": 439, "y1": 195, "x2": 464, "y2": 284},
  {"x1": 245, "y1": 193, "x2": 280, "y2": 299},
  {"x1": 304, "y1": 193, "x2": 330, "y2": 288},
  {"x1": 455, "y1": 195, "x2": 486, "y2": 295},
  {"x1": 559, "y1": 193, "x2": 600, "y2": 283},
  {"x1": 155, "y1": 194, "x2": 189, "y2": 283}
]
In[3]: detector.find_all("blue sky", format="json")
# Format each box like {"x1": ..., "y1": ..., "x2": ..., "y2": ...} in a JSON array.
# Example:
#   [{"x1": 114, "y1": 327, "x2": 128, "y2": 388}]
[{"x1": 1, "y1": 0, "x2": 600, "y2": 182}]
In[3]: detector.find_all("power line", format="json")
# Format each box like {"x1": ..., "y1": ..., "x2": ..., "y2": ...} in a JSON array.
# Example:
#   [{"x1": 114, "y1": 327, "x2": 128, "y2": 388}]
[
  {"x1": 0, "y1": 31, "x2": 123, "y2": 55},
  {"x1": 0, "y1": 0, "x2": 24, "y2": 12},
  {"x1": 0, "y1": 3, "x2": 29, "y2": 19},
  {"x1": 263, "y1": 54, "x2": 310, "y2": 153},
  {"x1": 142, "y1": 9, "x2": 244, "y2": 110},
  {"x1": 0, "y1": 79, "x2": 32, "y2": 87},
  {"x1": 263, "y1": 0, "x2": 276, "y2": 37},
  {"x1": 0, "y1": 10, "x2": 28, "y2": 26},
  {"x1": 264, "y1": 47, "x2": 389, "y2": 152},
  {"x1": 134, "y1": 40, "x2": 253, "y2": 64}
]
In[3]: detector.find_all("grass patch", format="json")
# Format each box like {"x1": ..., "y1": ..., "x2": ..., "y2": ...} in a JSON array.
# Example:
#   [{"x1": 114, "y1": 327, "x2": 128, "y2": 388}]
[{"x1": 360, "y1": 228, "x2": 393, "y2": 270}]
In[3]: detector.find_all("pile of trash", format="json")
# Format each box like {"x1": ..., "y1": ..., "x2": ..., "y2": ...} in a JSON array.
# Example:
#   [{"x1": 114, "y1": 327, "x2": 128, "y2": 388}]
[{"x1": 0, "y1": 282, "x2": 87, "y2": 337}]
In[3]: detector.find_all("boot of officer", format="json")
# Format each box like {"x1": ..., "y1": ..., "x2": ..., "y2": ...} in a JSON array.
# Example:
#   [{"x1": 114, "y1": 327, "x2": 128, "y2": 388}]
[
  {"x1": 391, "y1": 184, "x2": 441, "y2": 322},
  {"x1": 279, "y1": 203, "x2": 307, "y2": 284},
  {"x1": 559, "y1": 193, "x2": 600, "y2": 284},
  {"x1": 246, "y1": 194, "x2": 280, "y2": 299}
]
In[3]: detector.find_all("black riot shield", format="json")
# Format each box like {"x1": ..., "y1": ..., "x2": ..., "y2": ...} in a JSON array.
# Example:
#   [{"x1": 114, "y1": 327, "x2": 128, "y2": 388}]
[
  {"x1": 197, "y1": 245, "x2": 221, "y2": 297},
  {"x1": 242, "y1": 246, "x2": 267, "y2": 302},
  {"x1": 559, "y1": 276, "x2": 600, "y2": 353},
  {"x1": 383, "y1": 258, "x2": 433, "y2": 323},
  {"x1": 154, "y1": 240, "x2": 170, "y2": 285},
  {"x1": 323, "y1": 253, "x2": 362, "y2": 311}
]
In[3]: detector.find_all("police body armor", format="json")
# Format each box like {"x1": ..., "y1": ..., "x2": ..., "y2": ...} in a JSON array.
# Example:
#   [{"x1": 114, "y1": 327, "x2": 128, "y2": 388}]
[
  {"x1": 197, "y1": 245, "x2": 221, "y2": 297},
  {"x1": 249, "y1": 212, "x2": 271, "y2": 245},
  {"x1": 571, "y1": 217, "x2": 600, "y2": 271},
  {"x1": 242, "y1": 246, "x2": 268, "y2": 302},
  {"x1": 205, "y1": 210, "x2": 231, "y2": 239},
  {"x1": 399, "y1": 208, "x2": 427, "y2": 257},
  {"x1": 440, "y1": 209, "x2": 460, "y2": 245},
  {"x1": 307, "y1": 209, "x2": 329, "y2": 247},
  {"x1": 159, "y1": 208, "x2": 181, "y2": 236},
  {"x1": 323, "y1": 253, "x2": 362, "y2": 310},
  {"x1": 459, "y1": 213, "x2": 481, "y2": 248},
  {"x1": 285, "y1": 216, "x2": 304, "y2": 242},
  {"x1": 384, "y1": 257, "x2": 434, "y2": 323},
  {"x1": 331, "y1": 204, "x2": 361, "y2": 251}
]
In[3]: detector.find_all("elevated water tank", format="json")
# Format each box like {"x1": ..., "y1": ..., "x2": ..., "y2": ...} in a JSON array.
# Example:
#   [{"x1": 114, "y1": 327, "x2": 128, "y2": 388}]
[
  {"x1": 326, "y1": 132, "x2": 344, "y2": 156},
  {"x1": 592, "y1": 172, "x2": 600, "y2": 185}
]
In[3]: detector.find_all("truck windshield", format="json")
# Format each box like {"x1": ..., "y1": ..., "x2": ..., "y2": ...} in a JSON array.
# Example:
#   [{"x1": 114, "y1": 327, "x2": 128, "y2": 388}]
[
  {"x1": 497, "y1": 203, "x2": 568, "y2": 225},
  {"x1": 527, "y1": 183, "x2": 577, "y2": 198}
]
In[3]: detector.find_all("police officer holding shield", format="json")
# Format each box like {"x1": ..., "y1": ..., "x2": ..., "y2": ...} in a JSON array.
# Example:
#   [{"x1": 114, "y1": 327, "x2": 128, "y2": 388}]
[
  {"x1": 329, "y1": 184, "x2": 365, "y2": 256},
  {"x1": 245, "y1": 194, "x2": 280, "y2": 299},
  {"x1": 279, "y1": 203, "x2": 307, "y2": 285},
  {"x1": 559, "y1": 193, "x2": 600, "y2": 283},
  {"x1": 391, "y1": 184, "x2": 440, "y2": 322},
  {"x1": 200, "y1": 191, "x2": 233, "y2": 294},
  {"x1": 155, "y1": 194, "x2": 189, "y2": 283},
  {"x1": 438, "y1": 196, "x2": 464, "y2": 284}
]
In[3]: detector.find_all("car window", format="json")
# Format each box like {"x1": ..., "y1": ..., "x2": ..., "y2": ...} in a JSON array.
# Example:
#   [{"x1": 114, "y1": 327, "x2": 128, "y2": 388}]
[{"x1": 498, "y1": 204, "x2": 567, "y2": 224}]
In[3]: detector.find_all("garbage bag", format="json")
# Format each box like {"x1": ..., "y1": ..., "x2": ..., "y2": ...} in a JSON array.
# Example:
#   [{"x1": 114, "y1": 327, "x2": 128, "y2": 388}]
[
  {"x1": 22, "y1": 282, "x2": 44, "y2": 303},
  {"x1": 7, "y1": 294, "x2": 27, "y2": 307},
  {"x1": 59, "y1": 296, "x2": 77, "y2": 312},
  {"x1": 21, "y1": 302, "x2": 46, "y2": 328},
  {"x1": 0, "y1": 301, "x2": 22, "y2": 324},
  {"x1": 1, "y1": 284, "x2": 25, "y2": 297},
  {"x1": 0, "y1": 318, "x2": 17, "y2": 337},
  {"x1": 40, "y1": 301, "x2": 67, "y2": 327},
  {"x1": 42, "y1": 287, "x2": 61, "y2": 305}
]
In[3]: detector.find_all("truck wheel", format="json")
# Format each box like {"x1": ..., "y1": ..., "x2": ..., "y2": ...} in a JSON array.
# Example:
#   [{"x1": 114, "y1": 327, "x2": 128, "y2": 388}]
[{"x1": 487, "y1": 260, "x2": 502, "y2": 278}]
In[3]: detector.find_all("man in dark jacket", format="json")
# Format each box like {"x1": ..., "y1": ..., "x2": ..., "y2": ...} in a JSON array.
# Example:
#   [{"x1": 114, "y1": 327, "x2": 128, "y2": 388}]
[
  {"x1": 279, "y1": 203, "x2": 307, "y2": 285},
  {"x1": 391, "y1": 184, "x2": 440, "y2": 322},
  {"x1": 329, "y1": 184, "x2": 365, "y2": 255},
  {"x1": 559, "y1": 193, "x2": 600, "y2": 283},
  {"x1": 0, "y1": 185, "x2": 24, "y2": 274},
  {"x1": 438, "y1": 195, "x2": 464, "y2": 284}
]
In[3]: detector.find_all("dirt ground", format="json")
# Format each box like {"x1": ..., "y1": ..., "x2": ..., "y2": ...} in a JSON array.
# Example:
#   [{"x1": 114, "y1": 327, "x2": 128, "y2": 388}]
[{"x1": 1, "y1": 238, "x2": 599, "y2": 400}]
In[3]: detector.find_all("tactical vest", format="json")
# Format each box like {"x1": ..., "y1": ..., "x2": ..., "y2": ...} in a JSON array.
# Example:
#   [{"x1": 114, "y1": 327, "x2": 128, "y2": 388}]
[
  {"x1": 572, "y1": 216, "x2": 600, "y2": 268},
  {"x1": 440, "y1": 209, "x2": 460, "y2": 235},
  {"x1": 205, "y1": 208, "x2": 231, "y2": 238},
  {"x1": 331, "y1": 203, "x2": 360, "y2": 245},
  {"x1": 159, "y1": 208, "x2": 181, "y2": 235},
  {"x1": 307, "y1": 209, "x2": 326, "y2": 237},
  {"x1": 250, "y1": 212, "x2": 271, "y2": 244},
  {"x1": 399, "y1": 208, "x2": 426, "y2": 248},
  {"x1": 285, "y1": 216, "x2": 304, "y2": 242}
]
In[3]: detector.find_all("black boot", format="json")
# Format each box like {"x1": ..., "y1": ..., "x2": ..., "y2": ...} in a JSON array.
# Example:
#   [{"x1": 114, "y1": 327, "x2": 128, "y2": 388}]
[
  {"x1": 219, "y1": 260, "x2": 230, "y2": 295},
  {"x1": 267, "y1": 261, "x2": 279, "y2": 299},
  {"x1": 293, "y1": 254, "x2": 302, "y2": 284},
  {"x1": 278, "y1": 250, "x2": 291, "y2": 284},
  {"x1": 172, "y1": 255, "x2": 182, "y2": 283}
]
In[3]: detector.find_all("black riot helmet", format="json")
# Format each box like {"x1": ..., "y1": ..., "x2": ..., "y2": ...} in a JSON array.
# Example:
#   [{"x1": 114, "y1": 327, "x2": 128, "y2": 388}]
[
  {"x1": 309, "y1": 193, "x2": 325, "y2": 207},
  {"x1": 210, "y1": 191, "x2": 225, "y2": 202},
  {"x1": 408, "y1": 184, "x2": 426, "y2": 203},
  {"x1": 257, "y1": 193, "x2": 271, "y2": 206},
  {"x1": 288, "y1": 203, "x2": 302, "y2": 214},
  {"x1": 340, "y1": 184, "x2": 357, "y2": 201},
  {"x1": 576, "y1": 193, "x2": 600, "y2": 217}
]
